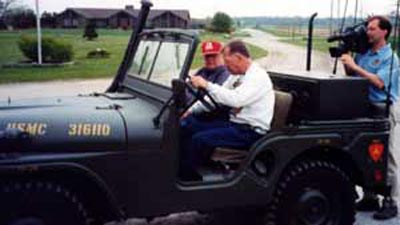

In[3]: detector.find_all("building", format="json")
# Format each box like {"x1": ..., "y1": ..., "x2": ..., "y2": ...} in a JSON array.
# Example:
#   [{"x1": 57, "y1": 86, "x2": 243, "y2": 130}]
[
  {"x1": 191, "y1": 18, "x2": 210, "y2": 29},
  {"x1": 57, "y1": 5, "x2": 191, "y2": 29}
]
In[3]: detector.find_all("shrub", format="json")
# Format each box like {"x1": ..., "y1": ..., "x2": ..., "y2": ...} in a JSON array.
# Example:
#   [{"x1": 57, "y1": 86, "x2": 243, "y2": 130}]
[
  {"x1": 87, "y1": 48, "x2": 111, "y2": 59},
  {"x1": 83, "y1": 22, "x2": 98, "y2": 41},
  {"x1": 18, "y1": 35, "x2": 73, "y2": 63}
]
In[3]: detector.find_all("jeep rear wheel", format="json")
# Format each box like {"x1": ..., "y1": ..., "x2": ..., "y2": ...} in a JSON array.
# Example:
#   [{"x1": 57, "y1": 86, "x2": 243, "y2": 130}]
[
  {"x1": 0, "y1": 181, "x2": 91, "y2": 225},
  {"x1": 265, "y1": 161, "x2": 356, "y2": 225}
]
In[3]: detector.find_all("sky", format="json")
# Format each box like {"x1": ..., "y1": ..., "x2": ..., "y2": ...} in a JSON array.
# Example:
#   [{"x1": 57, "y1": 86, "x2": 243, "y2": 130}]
[{"x1": 20, "y1": 0, "x2": 395, "y2": 18}]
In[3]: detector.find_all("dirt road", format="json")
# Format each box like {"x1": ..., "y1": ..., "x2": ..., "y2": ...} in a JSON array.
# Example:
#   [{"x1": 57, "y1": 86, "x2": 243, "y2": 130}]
[{"x1": 244, "y1": 28, "x2": 344, "y2": 74}]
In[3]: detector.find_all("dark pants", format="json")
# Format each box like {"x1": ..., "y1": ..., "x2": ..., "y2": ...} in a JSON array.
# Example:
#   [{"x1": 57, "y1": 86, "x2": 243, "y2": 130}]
[{"x1": 180, "y1": 115, "x2": 262, "y2": 178}]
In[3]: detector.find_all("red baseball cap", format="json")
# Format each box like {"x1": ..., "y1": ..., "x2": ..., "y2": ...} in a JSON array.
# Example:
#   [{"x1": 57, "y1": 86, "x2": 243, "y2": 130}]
[{"x1": 201, "y1": 41, "x2": 223, "y2": 56}]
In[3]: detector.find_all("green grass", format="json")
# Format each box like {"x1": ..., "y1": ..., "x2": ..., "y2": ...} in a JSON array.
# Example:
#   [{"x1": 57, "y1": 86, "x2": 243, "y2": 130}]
[
  {"x1": 282, "y1": 37, "x2": 336, "y2": 53},
  {"x1": 0, "y1": 29, "x2": 131, "y2": 83},
  {"x1": 259, "y1": 27, "x2": 336, "y2": 53},
  {"x1": 0, "y1": 29, "x2": 267, "y2": 84}
]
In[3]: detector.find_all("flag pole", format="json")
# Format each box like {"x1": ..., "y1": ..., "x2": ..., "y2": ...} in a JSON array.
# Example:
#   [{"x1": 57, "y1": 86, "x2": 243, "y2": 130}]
[{"x1": 35, "y1": 0, "x2": 42, "y2": 65}]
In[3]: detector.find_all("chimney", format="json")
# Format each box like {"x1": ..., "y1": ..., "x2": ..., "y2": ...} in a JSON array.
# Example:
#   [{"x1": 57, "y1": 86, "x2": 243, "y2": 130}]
[{"x1": 125, "y1": 5, "x2": 134, "y2": 11}]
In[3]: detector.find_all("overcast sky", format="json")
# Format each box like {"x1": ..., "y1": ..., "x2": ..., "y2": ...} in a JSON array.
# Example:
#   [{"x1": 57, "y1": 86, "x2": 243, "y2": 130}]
[{"x1": 21, "y1": 0, "x2": 394, "y2": 18}]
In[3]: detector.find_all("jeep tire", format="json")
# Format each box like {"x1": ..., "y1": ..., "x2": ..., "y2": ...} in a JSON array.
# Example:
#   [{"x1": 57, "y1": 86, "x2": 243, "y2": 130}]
[
  {"x1": 265, "y1": 160, "x2": 356, "y2": 225},
  {"x1": 0, "y1": 181, "x2": 92, "y2": 225}
]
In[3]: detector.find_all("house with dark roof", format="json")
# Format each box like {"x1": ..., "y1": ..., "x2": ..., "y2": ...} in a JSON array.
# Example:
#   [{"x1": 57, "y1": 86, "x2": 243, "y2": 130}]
[{"x1": 57, "y1": 5, "x2": 191, "y2": 29}]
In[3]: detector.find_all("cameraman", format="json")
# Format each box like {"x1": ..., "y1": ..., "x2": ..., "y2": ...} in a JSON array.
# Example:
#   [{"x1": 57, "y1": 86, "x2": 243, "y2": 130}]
[{"x1": 341, "y1": 15, "x2": 399, "y2": 220}]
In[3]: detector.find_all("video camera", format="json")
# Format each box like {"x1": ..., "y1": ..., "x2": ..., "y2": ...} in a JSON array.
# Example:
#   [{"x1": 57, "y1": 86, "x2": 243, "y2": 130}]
[{"x1": 327, "y1": 22, "x2": 371, "y2": 58}]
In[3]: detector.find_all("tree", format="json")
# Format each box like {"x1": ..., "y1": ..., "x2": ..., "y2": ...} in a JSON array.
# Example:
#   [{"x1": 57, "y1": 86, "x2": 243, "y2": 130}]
[
  {"x1": 210, "y1": 12, "x2": 234, "y2": 33},
  {"x1": 0, "y1": 0, "x2": 18, "y2": 29},
  {"x1": 3, "y1": 7, "x2": 36, "y2": 29},
  {"x1": 0, "y1": 0, "x2": 17, "y2": 17},
  {"x1": 41, "y1": 11, "x2": 58, "y2": 28},
  {"x1": 83, "y1": 21, "x2": 98, "y2": 41}
]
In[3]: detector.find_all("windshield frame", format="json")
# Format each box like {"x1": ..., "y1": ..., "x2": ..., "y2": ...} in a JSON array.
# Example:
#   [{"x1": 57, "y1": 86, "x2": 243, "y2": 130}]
[{"x1": 120, "y1": 30, "x2": 199, "y2": 102}]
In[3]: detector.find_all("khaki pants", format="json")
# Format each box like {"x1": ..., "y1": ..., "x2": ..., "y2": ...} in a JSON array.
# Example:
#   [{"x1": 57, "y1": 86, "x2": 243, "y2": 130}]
[{"x1": 388, "y1": 104, "x2": 400, "y2": 201}]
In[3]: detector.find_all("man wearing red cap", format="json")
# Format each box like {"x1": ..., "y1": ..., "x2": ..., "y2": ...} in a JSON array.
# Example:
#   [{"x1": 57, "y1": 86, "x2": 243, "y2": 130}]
[
  {"x1": 186, "y1": 41, "x2": 230, "y2": 103},
  {"x1": 198, "y1": 41, "x2": 229, "y2": 84},
  {"x1": 180, "y1": 40, "x2": 274, "y2": 181}
]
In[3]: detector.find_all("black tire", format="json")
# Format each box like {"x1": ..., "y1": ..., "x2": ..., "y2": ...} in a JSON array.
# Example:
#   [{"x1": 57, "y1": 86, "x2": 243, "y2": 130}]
[
  {"x1": 0, "y1": 181, "x2": 92, "y2": 225},
  {"x1": 265, "y1": 160, "x2": 356, "y2": 225}
]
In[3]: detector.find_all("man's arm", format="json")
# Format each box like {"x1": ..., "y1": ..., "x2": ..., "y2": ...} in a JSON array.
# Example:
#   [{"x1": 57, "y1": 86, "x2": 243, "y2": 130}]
[
  {"x1": 191, "y1": 70, "x2": 271, "y2": 109},
  {"x1": 185, "y1": 75, "x2": 234, "y2": 116},
  {"x1": 343, "y1": 53, "x2": 358, "y2": 76},
  {"x1": 353, "y1": 66, "x2": 385, "y2": 89},
  {"x1": 341, "y1": 54, "x2": 385, "y2": 89},
  {"x1": 343, "y1": 64, "x2": 356, "y2": 76}
]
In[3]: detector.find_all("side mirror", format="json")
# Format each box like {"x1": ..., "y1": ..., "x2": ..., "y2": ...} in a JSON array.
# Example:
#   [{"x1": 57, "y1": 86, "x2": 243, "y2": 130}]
[{"x1": 171, "y1": 79, "x2": 186, "y2": 109}]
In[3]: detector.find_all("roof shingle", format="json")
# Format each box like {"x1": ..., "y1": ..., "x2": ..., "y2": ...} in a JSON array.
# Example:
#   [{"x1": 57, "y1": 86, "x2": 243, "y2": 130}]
[{"x1": 62, "y1": 7, "x2": 190, "y2": 22}]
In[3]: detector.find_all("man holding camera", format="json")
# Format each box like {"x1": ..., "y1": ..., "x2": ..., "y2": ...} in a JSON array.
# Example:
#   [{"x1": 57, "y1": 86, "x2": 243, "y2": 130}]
[{"x1": 341, "y1": 16, "x2": 399, "y2": 220}]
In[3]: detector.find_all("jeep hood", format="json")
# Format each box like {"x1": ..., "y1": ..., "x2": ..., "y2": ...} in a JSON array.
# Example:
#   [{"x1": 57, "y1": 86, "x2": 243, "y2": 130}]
[{"x1": 0, "y1": 95, "x2": 127, "y2": 152}]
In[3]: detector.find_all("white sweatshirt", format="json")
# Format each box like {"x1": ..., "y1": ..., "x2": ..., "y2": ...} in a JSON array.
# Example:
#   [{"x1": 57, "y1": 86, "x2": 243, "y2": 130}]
[{"x1": 191, "y1": 63, "x2": 275, "y2": 131}]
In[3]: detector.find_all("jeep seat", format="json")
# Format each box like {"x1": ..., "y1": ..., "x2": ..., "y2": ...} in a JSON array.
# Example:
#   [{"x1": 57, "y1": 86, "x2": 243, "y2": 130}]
[
  {"x1": 270, "y1": 90, "x2": 293, "y2": 131},
  {"x1": 211, "y1": 90, "x2": 293, "y2": 165}
]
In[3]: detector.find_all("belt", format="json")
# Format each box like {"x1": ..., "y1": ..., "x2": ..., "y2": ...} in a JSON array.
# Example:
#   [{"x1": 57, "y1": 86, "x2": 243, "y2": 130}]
[{"x1": 232, "y1": 123, "x2": 268, "y2": 135}]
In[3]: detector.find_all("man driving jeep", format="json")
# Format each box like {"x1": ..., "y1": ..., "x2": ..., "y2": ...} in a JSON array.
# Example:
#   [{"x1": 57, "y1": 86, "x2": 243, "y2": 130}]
[{"x1": 180, "y1": 40, "x2": 275, "y2": 181}]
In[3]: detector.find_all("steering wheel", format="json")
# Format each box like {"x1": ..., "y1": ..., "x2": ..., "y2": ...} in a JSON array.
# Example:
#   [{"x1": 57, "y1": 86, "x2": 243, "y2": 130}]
[{"x1": 184, "y1": 81, "x2": 220, "y2": 112}]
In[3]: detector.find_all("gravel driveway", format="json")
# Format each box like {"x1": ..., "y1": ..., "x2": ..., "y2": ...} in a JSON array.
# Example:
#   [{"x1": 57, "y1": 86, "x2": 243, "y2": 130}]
[{"x1": 243, "y1": 29, "x2": 345, "y2": 74}]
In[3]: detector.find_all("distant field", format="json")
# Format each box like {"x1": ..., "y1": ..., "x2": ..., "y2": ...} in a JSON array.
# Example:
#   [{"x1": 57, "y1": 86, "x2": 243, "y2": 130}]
[
  {"x1": 260, "y1": 26, "x2": 338, "y2": 53},
  {"x1": 261, "y1": 25, "x2": 332, "y2": 38},
  {"x1": 0, "y1": 29, "x2": 267, "y2": 84}
]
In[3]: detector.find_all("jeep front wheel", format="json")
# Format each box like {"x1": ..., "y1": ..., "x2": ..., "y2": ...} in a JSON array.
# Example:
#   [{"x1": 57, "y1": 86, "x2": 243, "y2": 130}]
[
  {"x1": 0, "y1": 181, "x2": 91, "y2": 225},
  {"x1": 265, "y1": 160, "x2": 356, "y2": 225}
]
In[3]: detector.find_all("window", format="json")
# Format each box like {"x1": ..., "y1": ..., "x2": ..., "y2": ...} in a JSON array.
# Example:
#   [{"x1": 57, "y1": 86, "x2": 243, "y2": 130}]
[
  {"x1": 128, "y1": 39, "x2": 190, "y2": 87},
  {"x1": 64, "y1": 19, "x2": 71, "y2": 27}
]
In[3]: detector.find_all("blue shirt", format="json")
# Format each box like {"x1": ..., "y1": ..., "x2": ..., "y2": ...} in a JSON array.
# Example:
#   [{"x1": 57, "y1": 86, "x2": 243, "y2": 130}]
[
  {"x1": 196, "y1": 65, "x2": 230, "y2": 85},
  {"x1": 355, "y1": 44, "x2": 400, "y2": 103},
  {"x1": 185, "y1": 66, "x2": 230, "y2": 103}
]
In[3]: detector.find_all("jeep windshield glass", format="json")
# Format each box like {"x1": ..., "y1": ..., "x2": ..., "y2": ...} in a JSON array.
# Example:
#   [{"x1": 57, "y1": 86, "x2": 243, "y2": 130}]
[{"x1": 128, "y1": 39, "x2": 190, "y2": 87}]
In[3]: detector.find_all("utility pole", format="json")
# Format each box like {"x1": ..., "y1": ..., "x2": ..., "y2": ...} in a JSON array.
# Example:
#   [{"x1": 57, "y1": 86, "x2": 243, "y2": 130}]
[
  {"x1": 35, "y1": 0, "x2": 42, "y2": 65},
  {"x1": 337, "y1": 0, "x2": 341, "y2": 28},
  {"x1": 354, "y1": 0, "x2": 359, "y2": 24},
  {"x1": 330, "y1": 0, "x2": 334, "y2": 35}
]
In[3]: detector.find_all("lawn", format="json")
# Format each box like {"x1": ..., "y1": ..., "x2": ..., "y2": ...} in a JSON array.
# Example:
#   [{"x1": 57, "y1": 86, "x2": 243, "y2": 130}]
[
  {"x1": 260, "y1": 26, "x2": 337, "y2": 53},
  {"x1": 0, "y1": 29, "x2": 267, "y2": 84}
]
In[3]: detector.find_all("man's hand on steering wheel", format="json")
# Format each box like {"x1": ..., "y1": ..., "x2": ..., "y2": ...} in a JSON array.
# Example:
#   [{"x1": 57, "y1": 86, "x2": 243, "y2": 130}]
[
  {"x1": 185, "y1": 75, "x2": 220, "y2": 111},
  {"x1": 190, "y1": 75, "x2": 209, "y2": 89}
]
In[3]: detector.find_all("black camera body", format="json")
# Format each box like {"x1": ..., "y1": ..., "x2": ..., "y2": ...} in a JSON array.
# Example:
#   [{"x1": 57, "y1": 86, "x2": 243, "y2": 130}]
[{"x1": 328, "y1": 22, "x2": 371, "y2": 57}]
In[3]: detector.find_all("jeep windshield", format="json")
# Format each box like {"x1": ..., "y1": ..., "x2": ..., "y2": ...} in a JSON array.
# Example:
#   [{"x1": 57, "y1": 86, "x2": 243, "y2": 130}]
[{"x1": 126, "y1": 31, "x2": 195, "y2": 88}]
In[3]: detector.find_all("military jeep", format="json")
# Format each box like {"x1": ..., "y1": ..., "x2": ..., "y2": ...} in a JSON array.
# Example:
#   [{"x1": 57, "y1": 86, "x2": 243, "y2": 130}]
[{"x1": 0, "y1": 1, "x2": 391, "y2": 225}]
